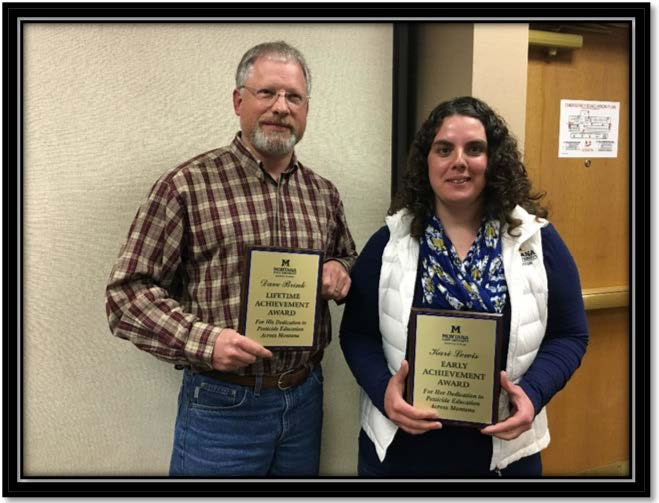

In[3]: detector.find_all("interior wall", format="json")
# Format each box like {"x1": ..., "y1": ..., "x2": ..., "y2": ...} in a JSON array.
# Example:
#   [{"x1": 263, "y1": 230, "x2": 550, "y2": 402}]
[
  {"x1": 415, "y1": 23, "x2": 474, "y2": 130},
  {"x1": 471, "y1": 24, "x2": 530, "y2": 150},
  {"x1": 22, "y1": 23, "x2": 393, "y2": 476},
  {"x1": 413, "y1": 23, "x2": 528, "y2": 148}
]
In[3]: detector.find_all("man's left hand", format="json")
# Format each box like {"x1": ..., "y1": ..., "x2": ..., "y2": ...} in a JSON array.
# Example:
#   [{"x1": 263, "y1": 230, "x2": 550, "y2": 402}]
[
  {"x1": 480, "y1": 371, "x2": 534, "y2": 440},
  {"x1": 321, "y1": 260, "x2": 351, "y2": 301}
]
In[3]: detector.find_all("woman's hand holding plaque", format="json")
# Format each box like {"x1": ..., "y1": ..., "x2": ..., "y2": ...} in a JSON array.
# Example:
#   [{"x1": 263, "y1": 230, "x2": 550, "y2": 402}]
[
  {"x1": 385, "y1": 360, "x2": 443, "y2": 435},
  {"x1": 479, "y1": 371, "x2": 534, "y2": 440}
]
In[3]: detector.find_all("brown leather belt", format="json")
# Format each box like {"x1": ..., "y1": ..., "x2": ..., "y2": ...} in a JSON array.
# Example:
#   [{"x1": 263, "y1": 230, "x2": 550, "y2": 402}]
[{"x1": 202, "y1": 351, "x2": 323, "y2": 391}]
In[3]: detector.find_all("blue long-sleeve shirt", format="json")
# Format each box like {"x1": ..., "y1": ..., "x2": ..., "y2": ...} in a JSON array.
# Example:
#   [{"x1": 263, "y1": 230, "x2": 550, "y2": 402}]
[{"x1": 339, "y1": 223, "x2": 588, "y2": 474}]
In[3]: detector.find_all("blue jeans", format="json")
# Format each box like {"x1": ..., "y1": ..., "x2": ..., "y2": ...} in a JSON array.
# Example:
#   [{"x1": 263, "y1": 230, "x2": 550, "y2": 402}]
[{"x1": 169, "y1": 366, "x2": 323, "y2": 477}]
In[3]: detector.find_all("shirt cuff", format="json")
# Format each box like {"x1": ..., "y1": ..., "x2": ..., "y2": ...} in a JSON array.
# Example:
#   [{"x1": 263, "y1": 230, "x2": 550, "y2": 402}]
[
  {"x1": 185, "y1": 321, "x2": 223, "y2": 370},
  {"x1": 325, "y1": 257, "x2": 353, "y2": 274},
  {"x1": 518, "y1": 380, "x2": 543, "y2": 416}
]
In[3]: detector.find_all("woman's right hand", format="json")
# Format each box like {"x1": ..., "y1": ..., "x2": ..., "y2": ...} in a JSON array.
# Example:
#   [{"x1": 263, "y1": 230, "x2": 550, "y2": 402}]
[{"x1": 384, "y1": 360, "x2": 443, "y2": 435}]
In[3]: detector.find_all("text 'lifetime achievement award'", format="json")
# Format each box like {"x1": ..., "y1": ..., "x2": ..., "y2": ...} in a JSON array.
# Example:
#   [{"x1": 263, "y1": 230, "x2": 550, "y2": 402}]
[
  {"x1": 238, "y1": 246, "x2": 323, "y2": 349},
  {"x1": 406, "y1": 308, "x2": 503, "y2": 427}
]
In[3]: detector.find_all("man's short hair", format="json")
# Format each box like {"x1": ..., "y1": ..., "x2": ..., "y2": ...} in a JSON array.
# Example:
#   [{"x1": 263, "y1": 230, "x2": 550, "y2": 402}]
[{"x1": 236, "y1": 41, "x2": 312, "y2": 96}]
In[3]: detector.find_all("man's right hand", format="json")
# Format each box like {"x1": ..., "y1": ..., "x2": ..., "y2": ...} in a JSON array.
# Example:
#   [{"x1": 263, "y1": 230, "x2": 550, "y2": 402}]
[{"x1": 211, "y1": 328, "x2": 273, "y2": 372}]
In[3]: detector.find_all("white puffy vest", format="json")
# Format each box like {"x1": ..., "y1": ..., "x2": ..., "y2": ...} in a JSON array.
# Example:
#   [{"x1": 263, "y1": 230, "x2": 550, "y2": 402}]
[{"x1": 360, "y1": 206, "x2": 550, "y2": 470}]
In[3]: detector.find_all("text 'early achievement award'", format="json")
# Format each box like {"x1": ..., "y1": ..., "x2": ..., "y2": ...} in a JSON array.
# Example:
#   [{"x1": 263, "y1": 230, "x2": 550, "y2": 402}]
[
  {"x1": 238, "y1": 246, "x2": 323, "y2": 349},
  {"x1": 406, "y1": 308, "x2": 503, "y2": 427}
]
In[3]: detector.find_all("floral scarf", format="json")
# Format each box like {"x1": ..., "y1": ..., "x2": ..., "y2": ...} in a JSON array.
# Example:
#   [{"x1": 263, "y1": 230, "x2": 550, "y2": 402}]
[{"x1": 420, "y1": 215, "x2": 507, "y2": 313}]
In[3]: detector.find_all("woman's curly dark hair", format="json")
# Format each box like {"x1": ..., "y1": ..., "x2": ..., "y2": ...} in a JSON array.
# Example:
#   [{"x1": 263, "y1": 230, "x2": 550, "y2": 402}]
[{"x1": 390, "y1": 96, "x2": 547, "y2": 238}]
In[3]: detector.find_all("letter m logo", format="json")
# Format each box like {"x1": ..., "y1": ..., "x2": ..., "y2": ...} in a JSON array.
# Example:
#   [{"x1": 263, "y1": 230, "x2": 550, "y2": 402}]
[
  {"x1": 451, "y1": 325, "x2": 461, "y2": 334},
  {"x1": 281, "y1": 259, "x2": 290, "y2": 267}
]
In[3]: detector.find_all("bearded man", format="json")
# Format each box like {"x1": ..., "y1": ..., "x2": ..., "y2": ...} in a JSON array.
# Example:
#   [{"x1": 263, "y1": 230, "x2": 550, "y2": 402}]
[{"x1": 106, "y1": 41, "x2": 357, "y2": 476}]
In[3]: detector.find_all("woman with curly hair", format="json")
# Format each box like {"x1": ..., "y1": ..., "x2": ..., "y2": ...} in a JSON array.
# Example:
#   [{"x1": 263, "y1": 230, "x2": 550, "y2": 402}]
[{"x1": 340, "y1": 96, "x2": 588, "y2": 477}]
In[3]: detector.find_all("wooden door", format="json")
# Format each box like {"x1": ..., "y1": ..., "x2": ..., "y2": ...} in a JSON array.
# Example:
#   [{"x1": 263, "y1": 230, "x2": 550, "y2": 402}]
[{"x1": 524, "y1": 23, "x2": 630, "y2": 476}]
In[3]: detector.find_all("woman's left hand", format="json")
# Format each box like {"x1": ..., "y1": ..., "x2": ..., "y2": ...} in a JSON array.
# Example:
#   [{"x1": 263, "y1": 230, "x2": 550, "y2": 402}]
[{"x1": 480, "y1": 371, "x2": 534, "y2": 440}]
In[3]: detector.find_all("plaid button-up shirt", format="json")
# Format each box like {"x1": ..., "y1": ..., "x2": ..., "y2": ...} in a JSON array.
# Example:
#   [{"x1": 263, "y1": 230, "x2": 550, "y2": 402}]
[{"x1": 106, "y1": 134, "x2": 357, "y2": 375}]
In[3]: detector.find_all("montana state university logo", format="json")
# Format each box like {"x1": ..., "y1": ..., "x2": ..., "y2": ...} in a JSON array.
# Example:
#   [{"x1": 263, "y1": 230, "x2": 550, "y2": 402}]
[
  {"x1": 273, "y1": 257, "x2": 296, "y2": 277},
  {"x1": 442, "y1": 325, "x2": 468, "y2": 345}
]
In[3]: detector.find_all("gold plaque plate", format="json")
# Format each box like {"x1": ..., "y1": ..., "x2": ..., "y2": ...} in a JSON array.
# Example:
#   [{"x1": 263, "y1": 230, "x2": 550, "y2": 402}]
[
  {"x1": 406, "y1": 308, "x2": 503, "y2": 427},
  {"x1": 238, "y1": 246, "x2": 323, "y2": 349}
]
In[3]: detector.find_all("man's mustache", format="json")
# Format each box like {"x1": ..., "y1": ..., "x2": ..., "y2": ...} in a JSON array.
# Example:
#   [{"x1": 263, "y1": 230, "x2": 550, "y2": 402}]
[{"x1": 259, "y1": 118, "x2": 293, "y2": 129}]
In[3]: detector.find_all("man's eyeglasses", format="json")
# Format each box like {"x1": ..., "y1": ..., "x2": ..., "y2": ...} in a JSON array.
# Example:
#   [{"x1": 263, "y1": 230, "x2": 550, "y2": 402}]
[{"x1": 240, "y1": 86, "x2": 310, "y2": 108}]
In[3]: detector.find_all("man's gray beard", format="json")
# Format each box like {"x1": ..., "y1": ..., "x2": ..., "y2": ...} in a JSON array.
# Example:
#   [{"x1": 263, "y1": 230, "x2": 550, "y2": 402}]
[{"x1": 249, "y1": 126, "x2": 299, "y2": 157}]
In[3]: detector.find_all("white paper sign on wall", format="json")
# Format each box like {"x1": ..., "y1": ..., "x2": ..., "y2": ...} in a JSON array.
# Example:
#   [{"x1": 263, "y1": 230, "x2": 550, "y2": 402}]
[{"x1": 558, "y1": 99, "x2": 620, "y2": 158}]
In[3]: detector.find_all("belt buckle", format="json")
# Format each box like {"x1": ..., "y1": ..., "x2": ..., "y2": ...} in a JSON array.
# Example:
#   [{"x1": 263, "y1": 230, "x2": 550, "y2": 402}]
[{"x1": 277, "y1": 367, "x2": 297, "y2": 391}]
